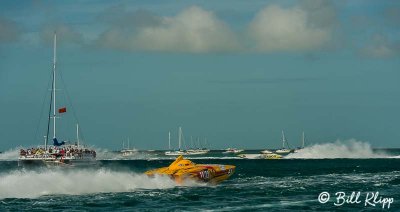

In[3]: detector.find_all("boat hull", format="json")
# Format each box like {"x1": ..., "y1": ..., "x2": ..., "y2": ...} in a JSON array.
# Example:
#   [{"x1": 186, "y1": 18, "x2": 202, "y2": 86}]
[
  {"x1": 145, "y1": 156, "x2": 235, "y2": 184},
  {"x1": 18, "y1": 156, "x2": 97, "y2": 167},
  {"x1": 275, "y1": 149, "x2": 292, "y2": 154}
]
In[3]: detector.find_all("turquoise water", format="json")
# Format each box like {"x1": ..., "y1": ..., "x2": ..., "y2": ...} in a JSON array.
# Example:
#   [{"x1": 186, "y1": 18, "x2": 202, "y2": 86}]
[{"x1": 1, "y1": 149, "x2": 400, "y2": 211}]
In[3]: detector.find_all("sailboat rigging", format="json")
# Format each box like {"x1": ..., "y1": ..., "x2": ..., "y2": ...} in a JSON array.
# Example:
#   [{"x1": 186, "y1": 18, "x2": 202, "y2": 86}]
[
  {"x1": 275, "y1": 130, "x2": 292, "y2": 154},
  {"x1": 18, "y1": 32, "x2": 96, "y2": 166},
  {"x1": 121, "y1": 137, "x2": 138, "y2": 157},
  {"x1": 165, "y1": 127, "x2": 209, "y2": 156}
]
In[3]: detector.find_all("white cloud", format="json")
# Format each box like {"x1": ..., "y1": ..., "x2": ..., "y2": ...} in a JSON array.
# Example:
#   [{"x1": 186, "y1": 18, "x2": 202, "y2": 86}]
[
  {"x1": 95, "y1": 2, "x2": 339, "y2": 53},
  {"x1": 361, "y1": 34, "x2": 400, "y2": 58},
  {"x1": 248, "y1": 4, "x2": 334, "y2": 52},
  {"x1": 96, "y1": 6, "x2": 239, "y2": 53}
]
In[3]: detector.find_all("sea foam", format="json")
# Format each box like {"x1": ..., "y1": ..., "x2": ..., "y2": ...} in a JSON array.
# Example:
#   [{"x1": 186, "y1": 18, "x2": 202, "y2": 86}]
[
  {"x1": 0, "y1": 148, "x2": 19, "y2": 161},
  {"x1": 286, "y1": 139, "x2": 389, "y2": 159},
  {"x1": 0, "y1": 169, "x2": 200, "y2": 199}
]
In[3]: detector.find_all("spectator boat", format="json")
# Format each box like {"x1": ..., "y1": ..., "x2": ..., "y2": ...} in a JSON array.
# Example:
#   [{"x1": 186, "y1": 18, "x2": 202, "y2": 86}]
[{"x1": 18, "y1": 33, "x2": 96, "y2": 167}]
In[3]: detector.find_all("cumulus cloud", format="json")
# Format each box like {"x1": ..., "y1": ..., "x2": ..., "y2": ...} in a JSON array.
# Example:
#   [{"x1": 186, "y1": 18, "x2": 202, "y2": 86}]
[
  {"x1": 40, "y1": 24, "x2": 84, "y2": 45},
  {"x1": 96, "y1": 6, "x2": 239, "y2": 53},
  {"x1": 0, "y1": 16, "x2": 21, "y2": 43},
  {"x1": 248, "y1": 0, "x2": 336, "y2": 52},
  {"x1": 360, "y1": 33, "x2": 400, "y2": 58},
  {"x1": 94, "y1": 2, "x2": 339, "y2": 53}
]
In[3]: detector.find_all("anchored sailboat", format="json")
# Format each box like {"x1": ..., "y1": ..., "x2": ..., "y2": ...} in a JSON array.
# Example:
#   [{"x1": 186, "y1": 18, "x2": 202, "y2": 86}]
[
  {"x1": 186, "y1": 136, "x2": 209, "y2": 155},
  {"x1": 294, "y1": 131, "x2": 306, "y2": 153},
  {"x1": 18, "y1": 32, "x2": 96, "y2": 166},
  {"x1": 165, "y1": 127, "x2": 208, "y2": 155},
  {"x1": 165, "y1": 127, "x2": 186, "y2": 156},
  {"x1": 121, "y1": 137, "x2": 138, "y2": 157},
  {"x1": 275, "y1": 130, "x2": 291, "y2": 154}
]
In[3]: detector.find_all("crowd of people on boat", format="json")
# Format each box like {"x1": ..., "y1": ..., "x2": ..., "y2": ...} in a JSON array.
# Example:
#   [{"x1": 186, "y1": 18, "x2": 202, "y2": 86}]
[{"x1": 19, "y1": 146, "x2": 96, "y2": 159}]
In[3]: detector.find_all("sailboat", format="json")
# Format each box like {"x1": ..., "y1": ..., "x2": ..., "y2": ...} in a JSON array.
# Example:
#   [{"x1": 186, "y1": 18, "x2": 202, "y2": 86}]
[
  {"x1": 165, "y1": 127, "x2": 207, "y2": 156},
  {"x1": 18, "y1": 32, "x2": 96, "y2": 166},
  {"x1": 275, "y1": 130, "x2": 292, "y2": 154},
  {"x1": 121, "y1": 137, "x2": 138, "y2": 157},
  {"x1": 294, "y1": 132, "x2": 306, "y2": 153},
  {"x1": 200, "y1": 138, "x2": 211, "y2": 153},
  {"x1": 165, "y1": 127, "x2": 186, "y2": 156},
  {"x1": 186, "y1": 137, "x2": 209, "y2": 155}
]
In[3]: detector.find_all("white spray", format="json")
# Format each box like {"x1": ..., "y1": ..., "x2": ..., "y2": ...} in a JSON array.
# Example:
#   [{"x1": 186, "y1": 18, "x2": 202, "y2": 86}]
[
  {"x1": 0, "y1": 169, "x2": 204, "y2": 199},
  {"x1": 286, "y1": 139, "x2": 389, "y2": 159}
]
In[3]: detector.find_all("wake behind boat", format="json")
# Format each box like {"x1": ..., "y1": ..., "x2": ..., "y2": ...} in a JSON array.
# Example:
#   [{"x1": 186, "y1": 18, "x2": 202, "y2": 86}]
[{"x1": 18, "y1": 33, "x2": 96, "y2": 167}]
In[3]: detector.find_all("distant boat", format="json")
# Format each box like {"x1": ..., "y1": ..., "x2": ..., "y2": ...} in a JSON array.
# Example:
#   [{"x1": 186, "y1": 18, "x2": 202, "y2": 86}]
[
  {"x1": 223, "y1": 148, "x2": 244, "y2": 154},
  {"x1": 165, "y1": 127, "x2": 187, "y2": 156},
  {"x1": 121, "y1": 138, "x2": 138, "y2": 157},
  {"x1": 185, "y1": 137, "x2": 209, "y2": 155},
  {"x1": 261, "y1": 133, "x2": 273, "y2": 154},
  {"x1": 165, "y1": 128, "x2": 209, "y2": 155},
  {"x1": 261, "y1": 148, "x2": 273, "y2": 154},
  {"x1": 238, "y1": 154, "x2": 260, "y2": 159},
  {"x1": 260, "y1": 153, "x2": 283, "y2": 159},
  {"x1": 18, "y1": 32, "x2": 96, "y2": 166},
  {"x1": 294, "y1": 132, "x2": 306, "y2": 153},
  {"x1": 239, "y1": 153, "x2": 282, "y2": 159},
  {"x1": 261, "y1": 150, "x2": 273, "y2": 154},
  {"x1": 275, "y1": 130, "x2": 292, "y2": 154}
]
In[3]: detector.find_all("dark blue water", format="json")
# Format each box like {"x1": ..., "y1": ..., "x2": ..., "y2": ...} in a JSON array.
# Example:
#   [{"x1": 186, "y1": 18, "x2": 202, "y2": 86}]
[{"x1": 1, "y1": 156, "x2": 400, "y2": 211}]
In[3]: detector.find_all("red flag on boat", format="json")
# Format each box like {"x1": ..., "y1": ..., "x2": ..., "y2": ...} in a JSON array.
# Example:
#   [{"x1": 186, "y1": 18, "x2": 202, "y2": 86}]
[{"x1": 58, "y1": 107, "x2": 67, "y2": 113}]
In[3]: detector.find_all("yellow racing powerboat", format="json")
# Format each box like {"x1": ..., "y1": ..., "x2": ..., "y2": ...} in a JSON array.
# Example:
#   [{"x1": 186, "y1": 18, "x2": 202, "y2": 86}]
[{"x1": 145, "y1": 155, "x2": 235, "y2": 184}]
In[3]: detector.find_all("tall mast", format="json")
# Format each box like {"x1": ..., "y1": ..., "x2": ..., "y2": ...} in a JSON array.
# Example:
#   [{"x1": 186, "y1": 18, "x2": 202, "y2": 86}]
[
  {"x1": 76, "y1": 124, "x2": 79, "y2": 148},
  {"x1": 178, "y1": 127, "x2": 182, "y2": 150},
  {"x1": 302, "y1": 131, "x2": 305, "y2": 148},
  {"x1": 168, "y1": 131, "x2": 171, "y2": 150},
  {"x1": 52, "y1": 32, "x2": 57, "y2": 139},
  {"x1": 281, "y1": 130, "x2": 285, "y2": 148}
]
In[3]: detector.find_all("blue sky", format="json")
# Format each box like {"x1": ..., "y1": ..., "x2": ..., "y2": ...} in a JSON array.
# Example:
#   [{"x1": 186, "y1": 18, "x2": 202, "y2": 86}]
[{"x1": 0, "y1": 0, "x2": 399, "y2": 150}]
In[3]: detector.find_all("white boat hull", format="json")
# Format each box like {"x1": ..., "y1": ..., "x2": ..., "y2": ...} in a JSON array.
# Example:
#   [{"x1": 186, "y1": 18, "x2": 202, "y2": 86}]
[{"x1": 275, "y1": 149, "x2": 291, "y2": 154}]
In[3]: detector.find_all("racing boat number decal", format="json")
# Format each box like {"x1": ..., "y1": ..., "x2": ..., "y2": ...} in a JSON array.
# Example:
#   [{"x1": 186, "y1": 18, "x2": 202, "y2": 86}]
[{"x1": 199, "y1": 170, "x2": 210, "y2": 179}]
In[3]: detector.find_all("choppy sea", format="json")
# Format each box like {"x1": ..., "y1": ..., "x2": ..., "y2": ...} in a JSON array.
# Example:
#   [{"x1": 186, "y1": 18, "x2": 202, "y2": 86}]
[{"x1": 1, "y1": 141, "x2": 400, "y2": 211}]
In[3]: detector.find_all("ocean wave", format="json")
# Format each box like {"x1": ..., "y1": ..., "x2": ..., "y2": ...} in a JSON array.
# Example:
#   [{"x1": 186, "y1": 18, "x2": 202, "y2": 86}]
[
  {"x1": 0, "y1": 169, "x2": 202, "y2": 199},
  {"x1": 285, "y1": 139, "x2": 389, "y2": 159},
  {"x1": 0, "y1": 148, "x2": 19, "y2": 161}
]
